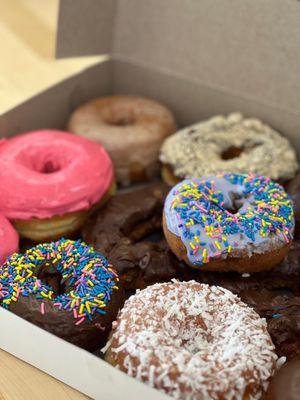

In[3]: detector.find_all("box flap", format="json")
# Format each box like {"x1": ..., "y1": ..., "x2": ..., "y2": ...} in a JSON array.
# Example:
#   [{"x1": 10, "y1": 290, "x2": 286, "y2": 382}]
[
  {"x1": 56, "y1": 0, "x2": 117, "y2": 57},
  {"x1": 113, "y1": 0, "x2": 300, "y2": 115},
  {"x1": 57, "y1": 0, "x2": 300, "y2": 115}
]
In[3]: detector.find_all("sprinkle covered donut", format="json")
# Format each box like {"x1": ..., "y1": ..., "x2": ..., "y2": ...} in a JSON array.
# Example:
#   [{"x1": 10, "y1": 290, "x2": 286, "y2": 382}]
[
  {"x1": 106, "y1": 281, "x2": 277, "y2": 400},
  {"x1": 0, "y1": 239, "x2": 124, "y2": 351},
  {"x1": 160, "y1": 113, "x2": 298, "y2": 185},
  {"x1": 163, "y1": 173, "x2": 294, "y2": 272}
]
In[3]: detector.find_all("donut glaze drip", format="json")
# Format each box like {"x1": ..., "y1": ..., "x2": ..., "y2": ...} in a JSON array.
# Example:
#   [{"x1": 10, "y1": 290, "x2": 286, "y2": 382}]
[
  {"x1": 0, "y1": 130, "x2": 114, "y2": 219},
  {"x1": 164, "y1": 173, "x2": 294, "y2": 266}
]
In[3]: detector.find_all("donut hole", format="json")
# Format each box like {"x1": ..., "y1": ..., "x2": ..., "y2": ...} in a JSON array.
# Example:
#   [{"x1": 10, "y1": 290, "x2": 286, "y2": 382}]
[
  {"x1": 227, "y1": 192, "x2": 244, "y2": 214},
  {"x1": 106, "y1": 115, "x2": 135, "y2": 127},
  {"x1": 18, "y1": 150, "x2": 63, "y2": 174},
  {"x1": 38, "y1": 160, "x2": 61, "y2": 174},
  {"x1": 37, "y1": 265, "x2": 66, "y2": 296},
  {"x1": 221, "y1": 146, "x2": 244, "y2": 160}
]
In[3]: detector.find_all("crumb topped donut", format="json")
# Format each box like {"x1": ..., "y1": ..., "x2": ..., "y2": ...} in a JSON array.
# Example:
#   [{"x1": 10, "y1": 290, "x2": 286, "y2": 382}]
[
  {"x1": 0, "y1": 239, "x2": 124, "y2": 351},
  {"x1": 163, "y1": 173, "x2": 294, "y2": 272},
  {"x1": 160, "y1": 113, "x2": 298, "y2": 185},
  {"x1": 67, "y1": 95, "x2": 177, "y2": 186},
  {"x1": 0, "y1": 130, "x2": 115, "y2": 241},
  {"x1": 106, "y1": 281, "x2": 277, "y2": 400}
]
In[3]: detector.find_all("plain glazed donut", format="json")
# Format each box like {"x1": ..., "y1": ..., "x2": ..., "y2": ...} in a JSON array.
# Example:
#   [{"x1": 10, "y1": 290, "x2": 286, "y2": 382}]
[
  {"x1": 106, "y1": 281, "x2": 277, "y2": 400},
  {"x1": 160, "y1": 113, "x2": 298, "y2": 185},
  {"x1": 163, "y1": 173, "x2": 294, "y2": 272},
  {"x1": 67, "y1": 95, "x2": 177, "y2": 186},
  {"x1": 0, "y1": 214, "x2": 19, "y2": 265},
  {"x1": 0, "y1": 130, "x2": 115, "y2": 241},
  {"x1": 0, "y1": 239, "x2": 124, "y2": 351}
]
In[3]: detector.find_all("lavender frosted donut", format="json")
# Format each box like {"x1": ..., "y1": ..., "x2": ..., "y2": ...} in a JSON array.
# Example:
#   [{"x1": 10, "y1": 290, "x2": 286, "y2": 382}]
[
  {"x1": 106, "y1": 281, "x2": 277, "y2": 400},
  {"x1": 163, "y1": 173, "x2": 294, "y2": 272}
]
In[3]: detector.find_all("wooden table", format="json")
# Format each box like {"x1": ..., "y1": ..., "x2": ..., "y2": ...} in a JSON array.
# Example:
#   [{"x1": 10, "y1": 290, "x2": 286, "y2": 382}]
[{"x1": 0, "y1": 0, "x2": 106, "y2": 398}]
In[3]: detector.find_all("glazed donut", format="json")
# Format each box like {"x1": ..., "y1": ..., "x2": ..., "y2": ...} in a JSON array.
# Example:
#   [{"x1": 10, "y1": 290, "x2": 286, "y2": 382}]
[
  {"x1": 0, "y1": 239, "x2": 124, "y2": 351},
  {"x1": 163, "y1": 173, "x2": 294, "y2": 272},
  {"x1": 266, "y1": 358, "x2": 300, "y2": 400},
  {"x1": 0, "y1": 214, "x2": 19, "y2": 265},
  {"x1": 82, "y1": 183, "x2": 181, "y2": 290},
  {"x1": 0, "y1": 130, "x2": 115, "y2": 241},
  {"x1": 160, "y1": 113, "x2": 298, "y2": 185},
  {"x1": 106, "y1": 281, "x2": 277, "y2": 400},
  {"x1": 67, "y1": 95, "x2": 176, "y2": 186}
]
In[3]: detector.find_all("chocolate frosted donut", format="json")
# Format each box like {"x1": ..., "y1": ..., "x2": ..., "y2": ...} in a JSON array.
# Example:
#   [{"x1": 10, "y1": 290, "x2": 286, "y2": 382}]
[
  {"x1": 160, "y1": 113, "x2": 298, "y2": 185},
  {"x1": 82, "y1": 183, "x2": 181, "y2": 290},
  {"x1": 68, "y1": 95, "x2": 176, "y2": 186},
  {"x1": 0, "y1": 239, "x2": 124, "y2": 351},
  {"x1": 266, "y1": 358, "x2": 300, "y2": 400}
]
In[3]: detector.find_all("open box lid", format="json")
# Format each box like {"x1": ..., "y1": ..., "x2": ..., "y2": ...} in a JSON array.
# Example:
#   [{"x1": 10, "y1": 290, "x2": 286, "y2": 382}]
[{"x1": 57, "y1": 0, "x2": 300, "y2": 119}]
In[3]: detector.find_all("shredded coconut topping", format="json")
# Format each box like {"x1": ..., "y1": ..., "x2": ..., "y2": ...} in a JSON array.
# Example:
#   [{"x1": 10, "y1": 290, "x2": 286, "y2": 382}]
[
  {"x1": 108, "y1": 281, "x2": 277, "y2": 400},
  {"x1": 159, "y1": 113, "x2": 298, "y2": 181}
]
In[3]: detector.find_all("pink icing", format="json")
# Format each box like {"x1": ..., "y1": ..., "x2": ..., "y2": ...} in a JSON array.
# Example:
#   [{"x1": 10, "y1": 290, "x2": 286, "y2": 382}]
[
  {"x1": 0, "y1": 130, "x2": 114, "y2": 220},
  {"x1": 0, "y1": 214, "x2": 19, "y2": 265}
]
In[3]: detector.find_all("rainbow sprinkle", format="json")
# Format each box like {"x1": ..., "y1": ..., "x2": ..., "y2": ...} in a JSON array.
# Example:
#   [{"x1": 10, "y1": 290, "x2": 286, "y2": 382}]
[
  {"x1": 164, "y1": 173, "x2": 294, "y2": 266},
  {"x1": 0, "y1": 239, "x2": 119, "y2": 324}
]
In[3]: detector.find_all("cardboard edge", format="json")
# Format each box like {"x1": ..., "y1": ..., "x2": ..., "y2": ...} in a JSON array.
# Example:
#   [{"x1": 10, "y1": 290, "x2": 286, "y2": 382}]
[
  {"x1": 56, "y1": 0, "x2": 118, "y2": 58},
  {"x1": 0, "y1": 60, "x2": 112, "y2": 137},
  {"x1": 0, "y1": 308, "x2": 169, "y2": 400}
]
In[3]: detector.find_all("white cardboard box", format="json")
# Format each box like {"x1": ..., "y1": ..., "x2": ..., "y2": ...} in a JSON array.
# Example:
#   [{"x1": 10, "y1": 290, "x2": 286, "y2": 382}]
[{"x1": 0, "y1": 0, "x2": 300, "y2": 398}]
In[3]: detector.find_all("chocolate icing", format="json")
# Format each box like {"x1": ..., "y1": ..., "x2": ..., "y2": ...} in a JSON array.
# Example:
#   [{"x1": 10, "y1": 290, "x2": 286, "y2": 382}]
[
  {"x1": 82, "y1": 183, "x2": 182, "y2": 289},
  {"x1": 8, "y1": 284, "x2": 124, "y2": 352},
  {"x1": 266, "y1": 358, "x2": 300, "y2": 400},
  {"x1": 1, "y1": 242, "x2": 125, "y2": 352}
]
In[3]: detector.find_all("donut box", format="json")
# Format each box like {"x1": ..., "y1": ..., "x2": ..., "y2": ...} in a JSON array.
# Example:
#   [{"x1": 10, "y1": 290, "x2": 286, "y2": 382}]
[{"x1": 0, "y1": 1, "x2": 300, "y2": 399}]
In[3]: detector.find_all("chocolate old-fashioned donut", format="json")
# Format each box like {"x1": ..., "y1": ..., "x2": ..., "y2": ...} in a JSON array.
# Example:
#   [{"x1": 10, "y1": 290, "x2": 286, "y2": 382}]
[{"x1": 82, "y1": 183, "x2": 182, "y2": 290}]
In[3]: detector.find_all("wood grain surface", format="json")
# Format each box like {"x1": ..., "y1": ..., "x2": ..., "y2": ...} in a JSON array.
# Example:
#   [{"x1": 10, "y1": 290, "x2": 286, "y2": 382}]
[{"x1": 0, "y1": 0, "x2": 106, "y2": 398}]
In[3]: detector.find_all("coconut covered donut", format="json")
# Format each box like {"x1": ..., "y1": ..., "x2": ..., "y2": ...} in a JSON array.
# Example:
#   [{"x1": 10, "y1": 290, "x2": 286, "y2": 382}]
[
  {"x1": 160, "y1": 113, "x2": 298, "y2": 185},
  {"x1": 68, "y1": 95, "x2": 177, "y2": 186},
  {"x1": 163, "y1": 173, "x2": 294, "y2": 272},
  {"x1": 106, "y1": 281, "x2": 277, "y2": 400}
]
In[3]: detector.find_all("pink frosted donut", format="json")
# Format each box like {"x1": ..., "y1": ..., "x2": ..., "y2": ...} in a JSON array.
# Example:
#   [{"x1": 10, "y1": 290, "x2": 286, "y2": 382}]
[
  {"x1": 0, "y1": 214, "x2": 18, "y2": 265},
  {"x1": 0, "y1": 130, "x2": 115, "y2": 240}
]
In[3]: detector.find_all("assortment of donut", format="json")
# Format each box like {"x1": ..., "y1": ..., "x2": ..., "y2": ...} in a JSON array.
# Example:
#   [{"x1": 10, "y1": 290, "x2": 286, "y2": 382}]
[{"x1": 0, "y1": 97, "x2": 299, "y2": 399}]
